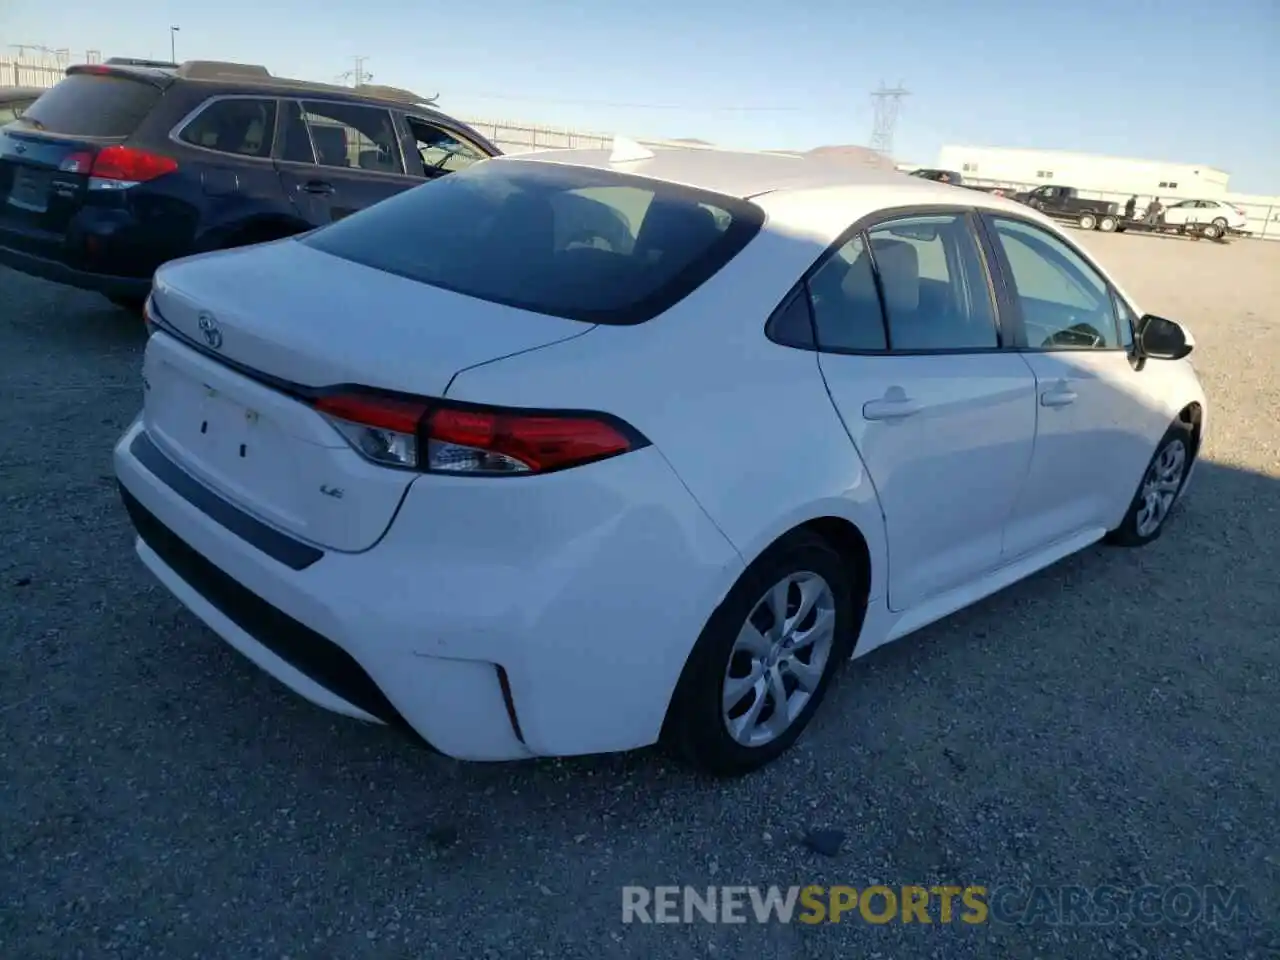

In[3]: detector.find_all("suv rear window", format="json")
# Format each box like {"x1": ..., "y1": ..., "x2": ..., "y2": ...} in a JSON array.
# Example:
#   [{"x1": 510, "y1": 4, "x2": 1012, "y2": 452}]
[
  {"x1": 301, "y1": 159, "x2": 764, "y2": 324},
  {"x1": 13, "y1": 73, "x2": 162, "y2": 138}
]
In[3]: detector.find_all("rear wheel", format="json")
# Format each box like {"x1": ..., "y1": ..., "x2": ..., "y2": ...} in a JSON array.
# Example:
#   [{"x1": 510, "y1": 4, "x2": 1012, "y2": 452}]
[
  {"x1": 663, "y1": 531, "x2": 859, "y2": 776},
  {"x1": 1098, "y1": 215, "x2": 1118, "y2": 232},
  {"x1": 1106, "y1": 420, "x2": 1195, "y2": 547},
  {"x1": 1212, "y1": 217, "x2": 1228, "y2": 228},
  {"x1": 1202, "y1": 223, "x2": 1223, "y2": 240},
  {"x1": 1078, "y1": 213, "x2": 1097, "y2": 230}
]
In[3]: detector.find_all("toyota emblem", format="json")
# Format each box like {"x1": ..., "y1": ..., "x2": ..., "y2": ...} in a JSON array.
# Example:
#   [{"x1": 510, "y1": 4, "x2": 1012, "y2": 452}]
[{"x1": 197, "y1": 312, "x2": 223, "y2": 350}]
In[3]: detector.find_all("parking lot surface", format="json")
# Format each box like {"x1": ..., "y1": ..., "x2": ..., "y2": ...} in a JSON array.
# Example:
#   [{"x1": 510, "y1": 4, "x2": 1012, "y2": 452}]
[{"x1": 2, "y1": 232, "x2": 1278, "y2": 959}]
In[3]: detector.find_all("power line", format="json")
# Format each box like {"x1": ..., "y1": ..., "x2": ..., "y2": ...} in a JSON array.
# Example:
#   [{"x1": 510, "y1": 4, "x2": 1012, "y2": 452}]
[
  {"x1": 869, "y1": 81, "x2": 910, "y2": 158},
  {"x1": 444, "y1": 91, "x2": 798, "y2": 112}
]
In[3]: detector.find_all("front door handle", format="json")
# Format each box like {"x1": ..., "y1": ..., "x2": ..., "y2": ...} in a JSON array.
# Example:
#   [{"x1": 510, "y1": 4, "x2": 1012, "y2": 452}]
[
  {"x1": 301, "y1": 180, "x2": 334, "y2": 195},
  {"x1": 1040, "y1": 384, "x2": 1078, "y2": 407},
  {"x1": 863, "y1": 392, "x2": 922, "y2": 421}
]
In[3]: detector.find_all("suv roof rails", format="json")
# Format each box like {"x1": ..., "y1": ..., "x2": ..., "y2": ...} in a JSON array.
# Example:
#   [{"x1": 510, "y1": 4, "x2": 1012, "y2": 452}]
[
  {"x1": 353, "y1": 83, "x2": 438, "y2": 106},
  {"x1": 175, "y1": 60, "x2": 272, "y2": 80},
  {"x1": 105, "y1": 56, "x2": 179, "y2": 69}
]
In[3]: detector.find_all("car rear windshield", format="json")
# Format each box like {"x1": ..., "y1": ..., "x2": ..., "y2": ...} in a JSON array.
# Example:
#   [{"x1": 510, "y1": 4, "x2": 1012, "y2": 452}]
[
  {"x1": 301, "y1": 159, "x2": 765, "y2": 324},
  {"x1": 13, "y1": 73, "x2": 163, "y2": 138}
]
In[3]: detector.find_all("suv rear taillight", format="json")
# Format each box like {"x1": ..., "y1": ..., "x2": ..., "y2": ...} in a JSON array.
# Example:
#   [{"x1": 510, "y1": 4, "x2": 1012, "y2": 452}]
[
  {"x1": 312, "y1": 391, "x2": 648, "y2": 476},
  {"x1": 64, "y1": 145, "x2": 178, "y2": 190}
]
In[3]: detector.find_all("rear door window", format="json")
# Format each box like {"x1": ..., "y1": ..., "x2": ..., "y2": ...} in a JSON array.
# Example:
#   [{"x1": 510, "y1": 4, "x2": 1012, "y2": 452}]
[
  {"x1": 299, "y1": 101, "x2": 403, "y2": 175},
  {"x1": 301, "y1": 160, "x2": 764, "y2": 324},
  {"x1": 177, "y1": 98, "x2": 277, "y2": 158},
  {"x1": 12, "y1": 74, "x2": 162, "y2": 137}
]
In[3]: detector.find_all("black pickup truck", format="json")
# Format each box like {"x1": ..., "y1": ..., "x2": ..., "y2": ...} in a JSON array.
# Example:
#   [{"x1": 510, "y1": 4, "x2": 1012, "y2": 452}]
[{"x1": 1013, "y1": 185, "x2": 1122, "y2": 232}]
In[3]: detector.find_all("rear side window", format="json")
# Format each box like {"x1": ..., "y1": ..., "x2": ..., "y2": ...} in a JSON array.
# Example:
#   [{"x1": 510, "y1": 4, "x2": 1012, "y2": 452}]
[
  {"x1": 300, "y1": 102, "x2": 403, "y2": 174},
  {"x1": 177, "y1": 98, "x2": 276, "y2": 158},
  {"x1": 301, "y1": 160, "x2": 764, "y2": 324},
  {"x1": 14, "y1": 74, "x2": 162, "y2": 137}
]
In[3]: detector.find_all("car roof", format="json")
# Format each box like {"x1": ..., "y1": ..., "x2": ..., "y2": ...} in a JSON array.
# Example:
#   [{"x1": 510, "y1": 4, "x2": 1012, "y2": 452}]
[
  {"x1": 502, "y1": 144, "x2": 1037, "y2": 216},
  {"x1": 66, "y1": 62, "x2": 444, "y2": 114}
]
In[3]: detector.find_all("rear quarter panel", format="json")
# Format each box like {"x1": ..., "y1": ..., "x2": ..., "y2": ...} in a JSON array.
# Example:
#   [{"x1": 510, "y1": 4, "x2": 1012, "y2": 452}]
[{"x1": 443, "y1": 206, "x2": 892, "y2": 607}]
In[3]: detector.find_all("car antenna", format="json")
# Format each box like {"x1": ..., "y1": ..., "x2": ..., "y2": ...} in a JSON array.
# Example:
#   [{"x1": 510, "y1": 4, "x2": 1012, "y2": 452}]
[{"x1": 609, "y1": 135, "x2": 655, "y2": 164}]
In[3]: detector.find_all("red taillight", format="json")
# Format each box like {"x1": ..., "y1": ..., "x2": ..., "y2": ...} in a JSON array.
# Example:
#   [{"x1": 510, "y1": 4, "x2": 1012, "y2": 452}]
[
  {"x1": 427, "y1": 406, "x2": 637, "y2": 474},
  {"x1": 90, "y1": 145, "x2": 177, "y2": 183},
  {"x1": 314, "y1": 394, "x2": 428, "y2": 434},
  {"x1": 312, "y1": 392, "x2": 643, "y2": 475}
]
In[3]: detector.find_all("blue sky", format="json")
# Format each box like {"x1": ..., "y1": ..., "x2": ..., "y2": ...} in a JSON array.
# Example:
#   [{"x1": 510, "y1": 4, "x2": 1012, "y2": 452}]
[{"x1": 4, "y1": 0, "x2": 1277, "y2": 192}]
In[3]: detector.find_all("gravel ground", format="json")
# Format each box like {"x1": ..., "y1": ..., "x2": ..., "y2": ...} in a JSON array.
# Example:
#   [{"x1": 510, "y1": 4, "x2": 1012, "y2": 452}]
[{"x1": 1, "y1": 232, "x2": 1278, "y2": 959}]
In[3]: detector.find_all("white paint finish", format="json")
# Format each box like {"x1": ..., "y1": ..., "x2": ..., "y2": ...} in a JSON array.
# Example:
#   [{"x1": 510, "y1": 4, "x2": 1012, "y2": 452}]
[
  {"x1": 143, "y1": 332, "x2": 416, "y2": 552},
  {"x1": 1161, "y1": 198, "x2": 1250, "y2": 230},
  {"x1": 116, "y1": 416, "x2": 742, "y2": 759},
  {"x1": 818, "y1": 354, "x2": 1038, "y2": 611},
  {"x1": 112, "y1": 149, "x2": 1209, "y2": 762},
  {"x1": 1004, "y1": 350, "x2": 1170, "y2": 558},
  {"x1": 150, "y1": 239, "x2": 591, "y2": 393}
]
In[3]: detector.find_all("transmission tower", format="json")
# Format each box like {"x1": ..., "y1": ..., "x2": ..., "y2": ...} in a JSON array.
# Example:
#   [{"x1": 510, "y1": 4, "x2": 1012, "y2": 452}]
[
  {"x1": 336, "y1": 56, "x2": 372, "y2": 88},
  {"x1": 869, "y1": 81, "x2": 910, "y2": 159}
]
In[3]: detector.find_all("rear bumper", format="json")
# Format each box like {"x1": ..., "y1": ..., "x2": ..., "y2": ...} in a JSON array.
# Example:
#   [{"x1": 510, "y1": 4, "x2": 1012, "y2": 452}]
[
  {"x1": 113, "y1": 418, "x2": 742, "y2": 761},
  {"x1": 0, "y1": 242, "x2": 151, "y2": 299}
]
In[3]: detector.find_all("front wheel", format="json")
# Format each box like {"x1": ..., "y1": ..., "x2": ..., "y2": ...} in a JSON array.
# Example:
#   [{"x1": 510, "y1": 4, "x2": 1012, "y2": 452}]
[
  {"x1": 1106, "y1": 421, "x2": 1195, "y2": 547},
  {"x1": 663, "y1": 531, "x2": 859, "y2": 776},
  {"x1": 1212, "y1": 217, "x2": 1228, "y2": 229},
  {"x1": 1202, "y1": 223, "x2": 1223, "y2": 240}
]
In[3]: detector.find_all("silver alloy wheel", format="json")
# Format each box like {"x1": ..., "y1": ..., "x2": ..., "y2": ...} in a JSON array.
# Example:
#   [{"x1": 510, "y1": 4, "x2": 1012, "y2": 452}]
[
  {"x1": 1135, "y1": 438, "x2": 1188, "y2": 537},
  {"x1": 721, "y1": 571, "x2": 837, "y2": 748}
]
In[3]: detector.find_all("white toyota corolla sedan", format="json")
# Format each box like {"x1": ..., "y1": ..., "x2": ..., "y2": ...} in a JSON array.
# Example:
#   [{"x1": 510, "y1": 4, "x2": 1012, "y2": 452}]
[{"x1": 114, "y1": 140, "x2": 1208, "y2": 775}]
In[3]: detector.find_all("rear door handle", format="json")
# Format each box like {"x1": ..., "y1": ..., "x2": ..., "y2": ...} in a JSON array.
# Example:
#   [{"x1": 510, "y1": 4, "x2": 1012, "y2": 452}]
[
  {"x1": 1040, "y1": 385, "x2": 1078, "y2": 407},
  {"x1": 301, "y1": 180, "x2": 334, "y2": 195},
  {"x1": 862, "y1": 397, "x2": 922, "y2": 421}
]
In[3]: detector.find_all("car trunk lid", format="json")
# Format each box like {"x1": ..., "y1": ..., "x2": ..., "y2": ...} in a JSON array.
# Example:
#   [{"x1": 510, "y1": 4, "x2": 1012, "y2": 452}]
[{"x1": 143, "y1": 238, "x2": 593, "y2": 552}]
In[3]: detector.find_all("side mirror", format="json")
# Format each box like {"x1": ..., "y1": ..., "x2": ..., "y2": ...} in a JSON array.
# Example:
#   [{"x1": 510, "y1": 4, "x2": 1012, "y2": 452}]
[{"x1": 1137, "y1": 314, "x2": 1193, "y2": 360}]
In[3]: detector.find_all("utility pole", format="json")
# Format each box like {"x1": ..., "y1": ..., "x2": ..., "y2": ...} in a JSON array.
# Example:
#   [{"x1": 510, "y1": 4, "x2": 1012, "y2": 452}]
[
  {"x1": 869, "y1": 81, "x2": 910, "y2": 160},
  {"x1": 170, "y1": 26, "x2": 180, "y2": 64}
]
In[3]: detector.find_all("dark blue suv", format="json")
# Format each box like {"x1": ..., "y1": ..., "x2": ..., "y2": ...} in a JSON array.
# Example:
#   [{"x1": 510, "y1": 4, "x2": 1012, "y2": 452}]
[{"x1": 0, "y1": 60, "x2": 500, "y2": 308}]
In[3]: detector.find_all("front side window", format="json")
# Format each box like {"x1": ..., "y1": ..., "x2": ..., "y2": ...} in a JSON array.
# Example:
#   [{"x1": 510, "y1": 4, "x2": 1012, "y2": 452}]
[
  {"x1": 407, "y1": 117, "x2": 487, "y2": 176},
  {"x1": 178, "y1": 98, "x2": 276, "y2": 158},
  {"x1": 299, "y1": 101, "x2": 403, "y2": 174},
  {"x1": 988, "y1": 217, "x2": 1120, "y2": 350},
  {"x1": 1113, "y1": 293, "x2": 1137, "y2": 350},
  {"x1": 302, "y1": 160, "x2": 763, "y2": 324}
]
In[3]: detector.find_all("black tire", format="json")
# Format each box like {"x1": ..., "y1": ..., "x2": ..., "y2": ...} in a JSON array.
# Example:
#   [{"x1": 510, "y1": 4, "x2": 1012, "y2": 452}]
[
  {"x1": 1098, "y1": 216, "x2": 1118, "y2": 232},
  {"x1": 662, "y1": 530, "x2": 860, "y2": 776},
  {"x1": 1202, "y1": 223, "x2": 1222, "y2": 240},
  {"x1": 1078, "y1": 213, "x2": 1097, "y2": 230},
  {"x1": 1211, "y1": 217, "x2": 1227, "y2": 228},
  {"x1": 106, "y1": 293, "x2": 147, "y2": 312},
  {"x1": 1105, "y1": 420, "x2": 1195, "y2": 547}
]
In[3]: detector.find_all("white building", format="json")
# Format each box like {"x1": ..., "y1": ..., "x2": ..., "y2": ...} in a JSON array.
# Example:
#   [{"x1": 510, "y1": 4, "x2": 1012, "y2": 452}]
[{"x1": 935, "y1": 145, "x2": 1230, "y2": 200}]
